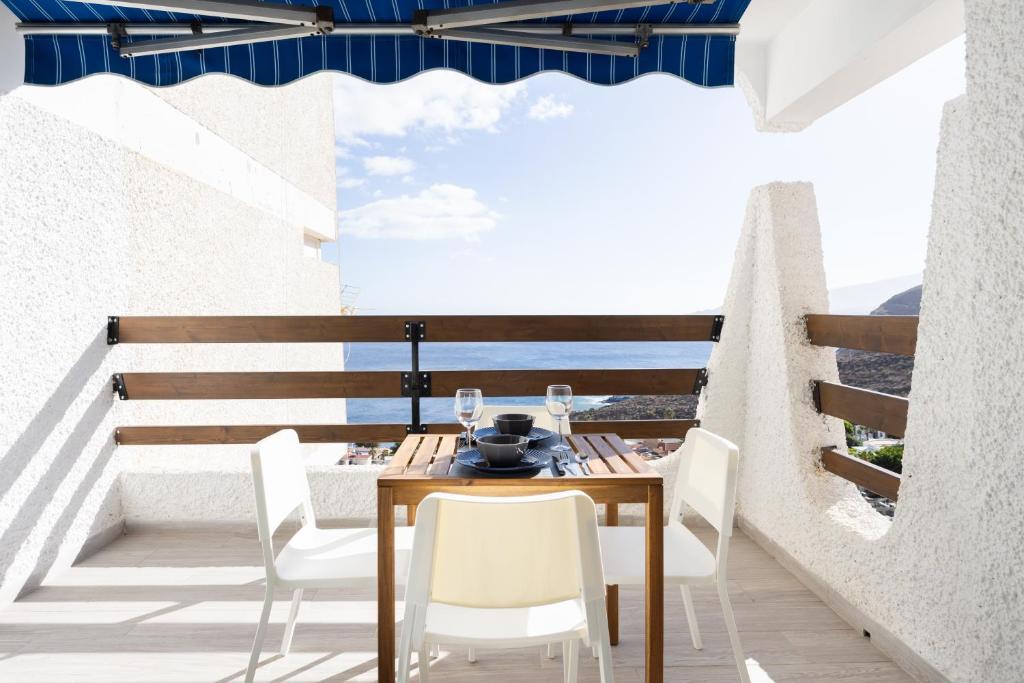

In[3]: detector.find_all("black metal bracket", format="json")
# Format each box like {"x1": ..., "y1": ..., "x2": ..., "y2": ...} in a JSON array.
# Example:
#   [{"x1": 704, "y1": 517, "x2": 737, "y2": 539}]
[
  {"x1": 811, "y1": 380, "x2": 822, "y2": 413},
  {"x1": 404, "y1": 320, "x2": 426, "y2": 341},
  {"x1": 692, "y1": 368, "x2": 709, "y2": 395},
  {"x1": 401, "y1": 371, "x2": 432, "y2": 398},
  {"x1": 112, "y1": 373, "x2": 128, "y2": 400},
  {"x1": 107, "y1": 316, "x2": 120, "y2": 345},
  {"x1": 190, "y1": 19, "x2": 203, "y2": 34},
  {"x1": 709, "y1": 315, "x2": 725, "y2": 342},
  {"x1": 404, "y1": 321, "x2": 428, "y2": 433}
]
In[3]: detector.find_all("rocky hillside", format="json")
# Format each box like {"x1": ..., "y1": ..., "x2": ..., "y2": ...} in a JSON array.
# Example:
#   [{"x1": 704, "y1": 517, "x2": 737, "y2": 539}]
[{"x1": 573, "y1": 286, "x2": 920, "y2": 421}]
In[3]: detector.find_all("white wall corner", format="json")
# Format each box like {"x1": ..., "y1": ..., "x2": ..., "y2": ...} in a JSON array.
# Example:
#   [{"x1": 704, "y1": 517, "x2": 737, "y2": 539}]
[
  {"x1": 697, "y1": 181, "x2": 863, "y2": 532},
  {"x1": 738, "y1": 0, "x2": 964, "y2": 131},
  {"x1": 0, "y1": 4, "x2": 24, "y2": 97}
]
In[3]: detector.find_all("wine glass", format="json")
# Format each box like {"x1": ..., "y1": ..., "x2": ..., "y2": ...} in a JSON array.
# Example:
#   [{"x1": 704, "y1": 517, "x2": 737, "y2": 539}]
[
  {"x1": 546, "y1": 385, "x2": 573, "y2": 452},
  {"x1": 454, "y1": 388, "x2": 483, "y2": 450}
]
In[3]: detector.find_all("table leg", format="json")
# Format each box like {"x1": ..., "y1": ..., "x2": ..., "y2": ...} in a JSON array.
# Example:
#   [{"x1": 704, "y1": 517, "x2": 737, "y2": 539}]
[
  {"x1": 645, "y1": 484, "x2": 664, "y2": 683},
  {"x1": 378, "y1": 487, "x2": 395, "y2": 683},
  {"x1": 605, "y1": 503, "x2": 619, "y2": 646},
  {"x1": 407, "y1": 504, "x2": 417, "y2": 526}
]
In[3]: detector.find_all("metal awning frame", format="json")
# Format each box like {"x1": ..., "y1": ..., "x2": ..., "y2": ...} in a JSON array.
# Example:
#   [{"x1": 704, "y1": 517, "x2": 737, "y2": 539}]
[{"x1": 16, "y1": 0, "x2": 739, "y2": 59}]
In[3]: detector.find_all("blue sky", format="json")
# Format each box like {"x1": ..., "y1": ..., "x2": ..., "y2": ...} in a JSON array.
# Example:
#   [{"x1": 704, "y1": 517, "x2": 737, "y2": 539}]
[{"x1": 324, "y1": 37, "x2": 965, "y2": 315}]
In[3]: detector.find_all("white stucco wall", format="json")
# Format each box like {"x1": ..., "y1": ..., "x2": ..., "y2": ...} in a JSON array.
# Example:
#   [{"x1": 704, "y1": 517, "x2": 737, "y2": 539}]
[
  {"x1": 0, "y1": 73, "x2": 342, "y2": 604},
  {"x1": 701, "y1": 91, "x2": 1023, "y2": 682}
]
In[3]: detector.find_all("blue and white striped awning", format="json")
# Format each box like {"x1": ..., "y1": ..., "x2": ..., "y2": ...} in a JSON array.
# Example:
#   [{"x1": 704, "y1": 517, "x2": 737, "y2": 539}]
[{"x1": 5, "y1": 0, "x2": 750, "y2": 87}]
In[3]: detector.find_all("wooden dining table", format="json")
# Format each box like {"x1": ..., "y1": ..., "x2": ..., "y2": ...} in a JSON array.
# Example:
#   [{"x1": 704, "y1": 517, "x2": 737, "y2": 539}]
[{"x1": 377, "y1": 431, "x2": 664, "y2": 683}]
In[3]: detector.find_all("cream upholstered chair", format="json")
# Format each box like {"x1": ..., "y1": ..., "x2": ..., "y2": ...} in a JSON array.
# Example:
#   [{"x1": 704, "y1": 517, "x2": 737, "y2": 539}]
[
  {"x1": 598, "y1": 428, "x2": 750, "y2": 683},
  {"x1": 398, "y1": 491, "x2": 614, "y2": 683},
  {"x1": 246, "y1": 429, "x2": 414, "y2": 683},
  {"x1": 478, "y1": 404, "x2": 565, "y2": 433}
]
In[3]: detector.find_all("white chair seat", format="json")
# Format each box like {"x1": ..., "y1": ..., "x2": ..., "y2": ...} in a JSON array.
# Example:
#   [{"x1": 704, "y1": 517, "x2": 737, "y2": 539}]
[
  {"x1": 424, "y1": 599, "x2": 588, "y2": 647},
  {"x1": 599, "y1": 523, "x2": 716, "y2": 585},
  {"x1": 276, "y1": 526, "x2": 415, "y2": 587}
]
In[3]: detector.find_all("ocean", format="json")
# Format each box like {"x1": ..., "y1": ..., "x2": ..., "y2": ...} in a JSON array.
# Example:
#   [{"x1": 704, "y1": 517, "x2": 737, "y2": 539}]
[{"x1": 343, "y1": 341, "x2": 713, "y2": 424}]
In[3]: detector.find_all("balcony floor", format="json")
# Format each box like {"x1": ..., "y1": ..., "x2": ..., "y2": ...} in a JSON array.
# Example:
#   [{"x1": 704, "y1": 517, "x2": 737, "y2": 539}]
[{"x1": 0, "y1": 527, "x2": 912, "y2": 682}]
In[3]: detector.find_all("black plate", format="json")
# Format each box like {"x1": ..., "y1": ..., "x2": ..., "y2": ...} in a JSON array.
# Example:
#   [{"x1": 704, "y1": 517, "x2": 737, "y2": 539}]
[
  {"x1": 456, "y1": 449, "x2": 547, "y2": 474},
  {"x1": 474, "y1": 426, "x2": 556, "y2": 447}
]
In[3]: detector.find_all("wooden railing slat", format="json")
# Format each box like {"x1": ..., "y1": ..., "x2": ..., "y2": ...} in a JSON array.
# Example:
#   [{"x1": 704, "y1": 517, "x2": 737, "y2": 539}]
[
  {"x1": 821, "y1": 447, "x2": 901, "y2": 501},
  {"x1": 805, "y1": 314, "x2": 918, "y2": 356},
  {"x1": 115, "y1": 419, "x2": 695, "y2": 445},
  {"x1": 430, "y1": 369, "x2": 703, "y2": 397},
  {"x1": 815, "y1": 381, "x2": 908, "y2": 438},
  {"x1": 116, "y1": 314, "x2": 721, "y2": 343},
  {"x1": 119, "y1": 369, "x2": 704, "y2": 400}
]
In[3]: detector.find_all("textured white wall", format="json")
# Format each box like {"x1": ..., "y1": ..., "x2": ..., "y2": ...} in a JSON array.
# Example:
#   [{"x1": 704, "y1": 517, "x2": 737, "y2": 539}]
[
  {"x1": 0, "y1": 73, "x2": 341, "y2": 604},
  {"x1": 700, "y1": 83, "x2": 1024, "y2": 682}
]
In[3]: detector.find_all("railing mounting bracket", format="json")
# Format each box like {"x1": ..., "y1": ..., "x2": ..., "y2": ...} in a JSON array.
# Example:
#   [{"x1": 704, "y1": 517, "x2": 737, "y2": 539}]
[
  {"x1": 401, "y1": 371, "x2": 432, "y2": 398},
  {"x1": 404, "y1": 320, "x2": 426, "y2": 341},
  {"x1": 107, "y1": 316, "x2": 120, "y2": 345},
  {"x1": 811, "y1": 379, "x2": 822, "y2": 413},
  {"x1": 709, "y1": 315, "x2": 724, "y2": 342},
  {"x1": 112, "y1": 373, "x2": 128, "y2": 400},
  {"x1": 692, "y1": 368, "x2": 708, "y2": 395}
]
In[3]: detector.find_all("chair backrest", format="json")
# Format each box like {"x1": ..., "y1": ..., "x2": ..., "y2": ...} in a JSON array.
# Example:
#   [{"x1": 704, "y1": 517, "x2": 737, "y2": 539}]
[
  {"x1": 478, "y1": 404, "x2": 566, "y2": 433},
  {"x1": 405, "y1": 491, "x2": 604, "y2": 614},
  {"x1": 250, "y1": 429, "x2": 316, "y2": 573},
  {"x1": 668, "y1": 428, "x2": 739, "y2": 538}
]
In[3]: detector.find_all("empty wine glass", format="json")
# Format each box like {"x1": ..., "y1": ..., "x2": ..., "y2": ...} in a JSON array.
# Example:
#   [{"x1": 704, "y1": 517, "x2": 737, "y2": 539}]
[
  {"x1": 454, "y1": 388, "x2": 483, "y2": 450},
  {"x1": 546, "y1": 385, "x2": 573, "y2": 452}
]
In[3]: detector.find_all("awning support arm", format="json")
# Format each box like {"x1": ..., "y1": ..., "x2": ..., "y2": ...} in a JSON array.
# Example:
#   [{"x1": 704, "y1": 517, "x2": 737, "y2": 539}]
[
  {"x1": 118, "y1": 21, "x2": 330, "y2": 57},
  {"x1": 428, "y1": 27, "x2": 640, "y2": 57},
  {"x1": 69, "y1": 0, "x2": 325, "y2": 26},
  {"x1": 412, "y1": 0, "x2": 713, "y2": 32}
]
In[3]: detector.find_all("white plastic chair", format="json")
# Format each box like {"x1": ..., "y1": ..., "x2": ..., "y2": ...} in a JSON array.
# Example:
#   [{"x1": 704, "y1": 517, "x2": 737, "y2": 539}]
[
  {"x1": 246, "y1": 429, "x2": 413, "y2": 683},
  {"x1": 397, "y1": 491, "x2": 614, "y2": 683},
  {"x1": 475, "y1": 405, "x2": 570, "y2": 662},
  {"x1": 598, "y1": 428, "x2": 750, "y2": 683}
]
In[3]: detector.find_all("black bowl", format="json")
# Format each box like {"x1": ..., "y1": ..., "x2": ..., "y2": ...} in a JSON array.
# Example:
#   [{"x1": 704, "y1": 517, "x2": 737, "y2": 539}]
[
  {"x1": 492, "y1": 413, "x2": 535, "y2": 437},
  {"x1": 476, "y1": 434, "x2": 530, "y2": 467}
]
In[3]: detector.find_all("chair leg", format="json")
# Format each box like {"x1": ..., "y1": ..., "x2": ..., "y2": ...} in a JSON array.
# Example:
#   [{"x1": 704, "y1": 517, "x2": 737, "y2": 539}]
[
  {"x1": 397, "y1": 611, "x2": 415, "y2": 683},
  {"x1": 562, "y1": 639, "x2": 579, "y2": 683},
  {"x1": 717, "y1": 582, "x2": 751, "y2": 683},
  {"x1": 280, "y1": 588, "x2": 303, "y2": 656},
  {"x1": 431, "y1": 643, "x2": 440, "y2": 658},
  {"x1": 467, "y1": 647, "x2": 476, "y2": 663},
  {"x1": 418, "y1": 645, "x2": 431, "y2": 682},
  {"x1": 679, "y1": 585, "x2": 703, "y2": 650},
  {"x1": 596, "y1": 636, "x2": 614, "y2": 683},
  {"x1": 546, "y1": 642, "x2": 555, "y2": 659},
  {"x1": 245, "y1": 587, "x2": 274, "y2": 683}
]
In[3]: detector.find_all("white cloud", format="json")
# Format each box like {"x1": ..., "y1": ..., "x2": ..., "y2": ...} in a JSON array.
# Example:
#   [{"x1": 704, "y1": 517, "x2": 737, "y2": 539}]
[
  {"x1": 363, "y1": 155, "x2": 416, "y2": 176},
  {"x1": 338, "y1": 177, "x2": 365, "y2": 189},
  {"x1": 334, "y1": 72, "x2": 526, "y2": 143},
  {"x1": 340, "y1": 184, "x2": 499, "y2": 240},
  {"x1": 528, "y1": 95, "x2": 574, "y2": 121}
]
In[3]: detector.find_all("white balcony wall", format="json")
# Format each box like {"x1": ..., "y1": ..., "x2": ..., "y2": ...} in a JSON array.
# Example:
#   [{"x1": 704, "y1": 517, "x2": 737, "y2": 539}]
[
  {"x1": 699, "y1": 1, "x2": 1024, "y2": 671},
  {"x1": 0, "y1": 73, "x2": 342, "y2": 605}
]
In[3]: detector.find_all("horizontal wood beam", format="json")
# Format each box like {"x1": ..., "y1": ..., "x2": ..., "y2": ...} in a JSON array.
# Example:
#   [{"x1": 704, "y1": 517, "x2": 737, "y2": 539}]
[
  {"x1": 115, "y1": 420, "x2": 695, "y2": 445},
  {"x1": 118, "y1": 369, "x2": 705, "y2": 400},
  {"x1": 821, "y1": 447, "x2": 901, "y2": 501},
  {"x1": 113, "y1": 315, "x2": 722, "y2": 343},
  {"x1": 805, "y1": 314, "x2": 918, "y2": 355},
  {"x1": 571, "y1": 419, "x2": 698, "y2": 439},
  {"x1": 814, "y1": 380, "x2": 908, "y2": 438},
  {"x1": 429, "y1": 369, "x2": 705, "y2": 397},
  {"x1": 119, "y1": 371, "x2": 400, "y2": 399}
]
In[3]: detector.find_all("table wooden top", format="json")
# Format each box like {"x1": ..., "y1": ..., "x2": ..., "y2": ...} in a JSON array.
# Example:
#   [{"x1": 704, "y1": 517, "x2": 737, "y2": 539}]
[{"x1": 379, "y1": 432, "x2": 661, "y2": 485}]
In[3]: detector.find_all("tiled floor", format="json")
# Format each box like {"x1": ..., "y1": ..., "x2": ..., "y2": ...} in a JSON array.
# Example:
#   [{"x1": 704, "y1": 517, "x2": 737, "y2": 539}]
[{"x1": 0, "y1": 528, "x2": 913, "y2": 682}]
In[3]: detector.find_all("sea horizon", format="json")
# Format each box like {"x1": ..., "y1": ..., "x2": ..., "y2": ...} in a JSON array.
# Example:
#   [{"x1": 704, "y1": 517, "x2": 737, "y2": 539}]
[{"x1": 343, "y1": 340, "x2": 713, "y2": 424}]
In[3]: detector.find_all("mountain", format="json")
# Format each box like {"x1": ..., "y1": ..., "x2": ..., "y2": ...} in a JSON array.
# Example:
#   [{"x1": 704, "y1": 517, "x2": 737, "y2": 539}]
[
  {"x1": 828, "y1": 273, "x2": 923, "y2": 314},
  {"x1": 835, "y1": 285, "x2": 921, "y2": 397},
  {"x1": 577, "y1": 285, "x2": 921, "y2": 422}
]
